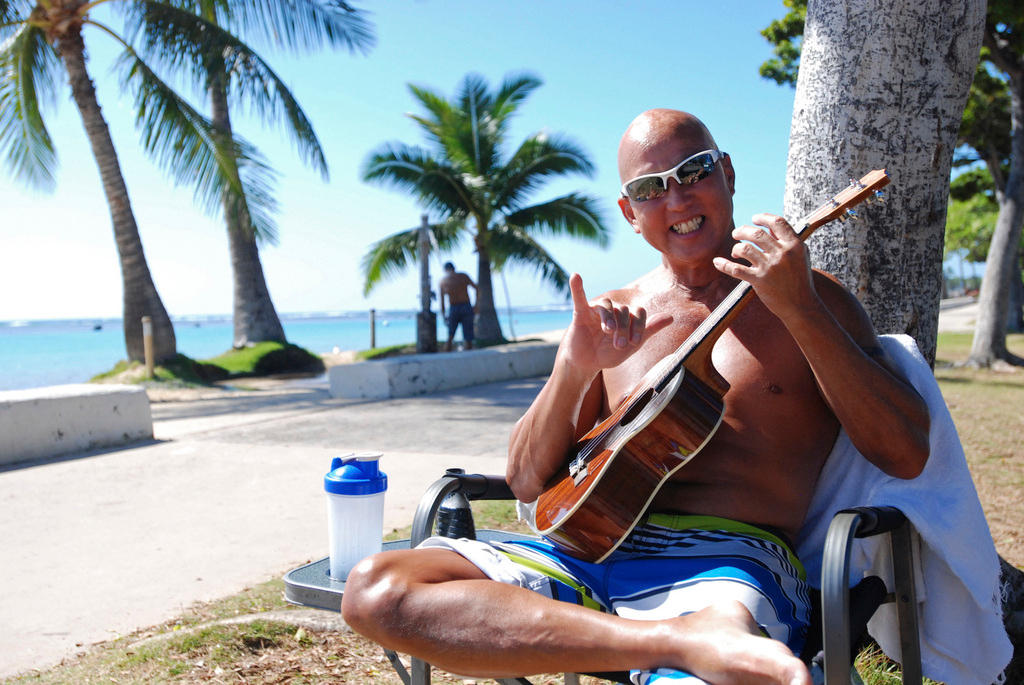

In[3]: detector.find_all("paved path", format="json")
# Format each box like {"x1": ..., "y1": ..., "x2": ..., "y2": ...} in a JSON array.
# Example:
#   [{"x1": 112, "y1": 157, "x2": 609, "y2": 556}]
[{"x1": 0, "y1": 377, "x2": 546, "y2": 679}]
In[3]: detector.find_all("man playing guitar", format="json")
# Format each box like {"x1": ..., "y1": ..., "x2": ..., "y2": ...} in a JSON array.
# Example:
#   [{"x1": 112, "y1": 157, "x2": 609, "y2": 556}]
[{"x1": 342, "y1": 109, "x2": 930, "y2": 685}]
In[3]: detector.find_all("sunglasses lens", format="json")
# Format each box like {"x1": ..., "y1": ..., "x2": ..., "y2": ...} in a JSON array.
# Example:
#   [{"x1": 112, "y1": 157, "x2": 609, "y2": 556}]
[
  {"x1": 626, "y1": 176, "x2": 667, "y2": 202},
  {"x1": 676, "y1": 154, "x2": 714, "y2": 185}
]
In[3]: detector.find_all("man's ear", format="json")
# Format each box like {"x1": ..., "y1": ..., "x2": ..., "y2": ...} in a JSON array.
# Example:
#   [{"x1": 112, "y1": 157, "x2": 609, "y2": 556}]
[
  {"x1": 722, "y1": 153, "x2": 736, "y2": 196},
  {"x1": 618, "y1": 196, "x2": 641, "y2": 233}
]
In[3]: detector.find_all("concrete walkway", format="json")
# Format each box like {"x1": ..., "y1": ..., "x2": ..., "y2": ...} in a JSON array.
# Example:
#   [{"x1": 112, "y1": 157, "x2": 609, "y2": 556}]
[{"x1": 0, "y1": 376, "x2": 547, "y2": 679}]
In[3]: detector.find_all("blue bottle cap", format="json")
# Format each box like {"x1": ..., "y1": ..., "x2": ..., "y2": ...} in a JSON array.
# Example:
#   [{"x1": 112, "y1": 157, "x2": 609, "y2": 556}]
[{"x1": 324, "y1": 453, "x2": 387, "y2": 495}]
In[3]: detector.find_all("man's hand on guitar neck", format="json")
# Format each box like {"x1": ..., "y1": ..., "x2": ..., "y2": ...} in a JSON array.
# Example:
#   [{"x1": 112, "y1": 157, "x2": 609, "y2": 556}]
[
  {"x1": 712, "y1": 213, "x2": 820, "y2": 323},
  {"x1": 563, "y1": 273, "x2": 673, "y2": 376}
]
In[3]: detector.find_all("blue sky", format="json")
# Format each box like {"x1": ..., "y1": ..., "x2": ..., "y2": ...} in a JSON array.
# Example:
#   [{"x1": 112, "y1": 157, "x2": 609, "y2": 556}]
[{"x1": 0, "y1": 1, "x2": 800, "y2": 321}]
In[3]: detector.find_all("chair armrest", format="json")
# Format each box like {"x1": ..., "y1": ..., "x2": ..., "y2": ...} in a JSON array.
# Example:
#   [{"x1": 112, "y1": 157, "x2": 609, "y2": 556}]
[
  {"x1": 820, "y1": 506, "x2": 922, "y2": 684},
  {"x1": 840, "y1": 505, "x2": 908, "y2": 538},
  {"x1": 410, "y1": 470, "x2": 513, "y2": 547}
]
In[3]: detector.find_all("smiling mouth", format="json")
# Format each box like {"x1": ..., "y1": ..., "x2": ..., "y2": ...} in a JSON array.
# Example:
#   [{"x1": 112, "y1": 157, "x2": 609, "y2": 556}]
[{"x1": 671, "y1": 216, "x2": 704, "y2": 235}]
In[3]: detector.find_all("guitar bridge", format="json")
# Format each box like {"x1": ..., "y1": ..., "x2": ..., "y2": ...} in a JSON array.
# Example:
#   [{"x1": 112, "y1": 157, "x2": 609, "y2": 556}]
[{"x1": 568, "y1": 455, "x2": 588, "y2": 485}]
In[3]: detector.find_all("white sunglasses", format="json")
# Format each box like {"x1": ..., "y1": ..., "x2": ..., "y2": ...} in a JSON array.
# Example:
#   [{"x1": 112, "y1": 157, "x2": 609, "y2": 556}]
[{"x1": 621, "y1": 149, "x2": 727, "y2": 202}]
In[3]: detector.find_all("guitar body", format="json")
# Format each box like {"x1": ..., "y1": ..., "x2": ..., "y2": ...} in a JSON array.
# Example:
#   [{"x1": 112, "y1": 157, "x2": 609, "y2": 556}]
[
  {"x1": 534, "y1": 364, "x2": 725, "y2": 562},
  {"x1": 530, "y1": 170, "x2": 891, "y2": 564}
]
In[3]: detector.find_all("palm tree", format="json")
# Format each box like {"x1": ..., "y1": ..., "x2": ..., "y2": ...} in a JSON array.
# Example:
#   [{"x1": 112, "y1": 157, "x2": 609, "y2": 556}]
[
  {"x1": 1, "y1": 0, "x2": 177, "y2": 362},
  {"x1": 361, "y1": 72, "x2": 609, "y2": 344},
  {"x1": 119, "y1": 1, "x2": 375, "y2": 348}
]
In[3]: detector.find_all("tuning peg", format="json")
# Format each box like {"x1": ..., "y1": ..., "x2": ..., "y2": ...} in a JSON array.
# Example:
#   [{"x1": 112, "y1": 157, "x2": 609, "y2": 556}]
[
  {"x1": 849, "y1": 178, "x2": 866, "y2": 189},
  {"x1": 873, "y1": 190, "x2": 886, "y2": 204},
  {"x1": 845, "y1": 208, "x2": 859, "y2": 220}
]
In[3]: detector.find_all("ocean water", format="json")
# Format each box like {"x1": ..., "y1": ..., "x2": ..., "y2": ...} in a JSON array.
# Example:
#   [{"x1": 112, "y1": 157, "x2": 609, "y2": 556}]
[{"x1": 0, "y1": 308, "x2": 571, "y2": 392}]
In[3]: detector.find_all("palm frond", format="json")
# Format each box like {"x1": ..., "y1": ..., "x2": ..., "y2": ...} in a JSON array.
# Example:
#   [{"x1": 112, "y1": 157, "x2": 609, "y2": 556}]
[
  {"x1": 489, "y1": 71, "x2": 542, "y2": 126},
  {"x1": 204, "y1": 0, "x2": 375, "y2": 55},
  {"x1": 0, "y1": 24, "x2": 59, "y2": 190},
  {"x1": 407, "y1": 83, "x2": 456, "y2": 148},
  {"x1": 504, "y1": 193, "x2": 609, "y2": 247},
  {"x1": 116, "y1": 48, "x2": 280, "y2": 242},
  {"x1": 360, "y1": 226, "x2": 421, "y2": 295},
  {"x1": 495, "y1": 132, "x2": 595, "y2": 209},
  {"x1": 362, "y1": 142, "x2": 474, "y2": 216},
  {"x1": 123, "y1": 1, "x2": 328, "y2": 178},
  {"x1": 485, "y1": 223, "x2": 571, "y2": 296},
  {"x1": 361, "y1": 217, "x2": 468, "y2": 294},
  {"x1": 1, "y1": 2, "x2": 31, "y2": 36}
]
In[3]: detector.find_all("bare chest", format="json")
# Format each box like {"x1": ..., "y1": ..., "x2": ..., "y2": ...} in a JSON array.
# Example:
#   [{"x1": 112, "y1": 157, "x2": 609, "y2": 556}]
[{"x1": 600, "y1": 303, "x2": 825, "y2": 430}]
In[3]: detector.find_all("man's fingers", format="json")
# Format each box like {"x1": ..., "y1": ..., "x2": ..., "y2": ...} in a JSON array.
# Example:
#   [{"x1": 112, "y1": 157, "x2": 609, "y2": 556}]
[
  {"x1": 642, "y1": 312, "x2": 674, "y2": 340},
  {"x1": 569, "y1": 273, "x2": 590, "y2": 316}
]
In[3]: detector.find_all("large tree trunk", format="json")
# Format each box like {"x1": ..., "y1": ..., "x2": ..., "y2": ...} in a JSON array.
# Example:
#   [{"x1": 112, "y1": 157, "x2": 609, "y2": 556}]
[
  {"x1": 208, "y1": 73, "x2": 286, "y2": 348},
  {"x1": 57, "y1": 27, "x2": 176, "y2": 362},
  {"x1": 790, "y1": 4, "x2": 1023, "y2": 679},
  {"x1": 967, "y1": 39, "x2": 1024, "y2": 365},
  {"x1": 785, "y1": 0, "x2": 984, "y2": 366}
]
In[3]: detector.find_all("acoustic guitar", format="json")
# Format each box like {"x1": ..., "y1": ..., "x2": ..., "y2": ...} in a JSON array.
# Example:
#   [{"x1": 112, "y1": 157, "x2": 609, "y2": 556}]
[{"x1": 533, "y1": 169, "x2": 892, "y2": 563}]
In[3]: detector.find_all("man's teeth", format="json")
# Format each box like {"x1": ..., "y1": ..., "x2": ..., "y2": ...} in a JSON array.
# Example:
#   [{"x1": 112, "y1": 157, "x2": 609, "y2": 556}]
[{"x1": 671, "y1": 216, "x2": 703, "y2": 235}]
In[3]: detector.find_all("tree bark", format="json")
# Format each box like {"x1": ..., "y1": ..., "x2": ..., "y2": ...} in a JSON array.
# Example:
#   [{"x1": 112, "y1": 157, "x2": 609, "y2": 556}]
[
  {"x1": 1009, "y1": 255, "x2": 1023, "y2": 333},
  {"x1": 785, "y1": 0, "x2": 984, "y2": 366},
  {"x1": 208, "y1": 72, "x2": 286, "y2": 348},
  {"x1": 56, "y1": 27, "x2": 177, "y2": 362},
  {"x1": 473, "y1": 226, "x2": 505, "y2": 344},
  {"x1": 416, "y1": 215, "x2": 436, "y2": 353}
]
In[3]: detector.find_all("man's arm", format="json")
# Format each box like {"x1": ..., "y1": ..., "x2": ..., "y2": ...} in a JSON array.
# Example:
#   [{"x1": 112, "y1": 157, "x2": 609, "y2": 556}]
[
  {"x1": 507, "y1": 274, "x2": 672, "y2": 501},
  {"x1": 715, "y1": 214, "x2": 930, "y2": 478}
]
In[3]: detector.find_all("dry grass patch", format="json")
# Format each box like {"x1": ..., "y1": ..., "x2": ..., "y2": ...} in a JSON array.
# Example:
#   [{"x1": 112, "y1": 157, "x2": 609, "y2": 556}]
[{"x1": 935, "y1": 332, "x2": 1024, "y2": 568}]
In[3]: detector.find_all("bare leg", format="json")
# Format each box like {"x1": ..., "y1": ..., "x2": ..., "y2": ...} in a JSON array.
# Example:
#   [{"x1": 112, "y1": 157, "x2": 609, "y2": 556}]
[{"x1": 341, "y1": 548, "x2": 810, "y2": 684}]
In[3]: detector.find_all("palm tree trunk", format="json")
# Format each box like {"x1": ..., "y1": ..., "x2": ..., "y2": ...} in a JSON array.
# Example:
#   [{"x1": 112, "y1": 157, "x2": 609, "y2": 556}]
[
  {"x1": 473, "y1": 239, "x2": 504, "y2": 344},
  {"x1": 56, "y1": 27, "x2": 176, "y2": 362},
  {"x1": 208, "y1": 72, "x2": 286, "y2": 348}
]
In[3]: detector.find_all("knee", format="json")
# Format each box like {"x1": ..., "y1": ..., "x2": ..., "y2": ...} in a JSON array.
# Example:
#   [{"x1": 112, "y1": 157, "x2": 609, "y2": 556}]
[{"x1": 340, "y1": 552, "x2": 410, "y2": 637}]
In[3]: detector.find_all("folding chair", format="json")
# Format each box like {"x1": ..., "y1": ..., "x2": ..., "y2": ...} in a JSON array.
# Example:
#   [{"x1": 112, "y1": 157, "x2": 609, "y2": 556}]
[{"x1": 285, "y1": 467, "x2": 924, "y2": 685}]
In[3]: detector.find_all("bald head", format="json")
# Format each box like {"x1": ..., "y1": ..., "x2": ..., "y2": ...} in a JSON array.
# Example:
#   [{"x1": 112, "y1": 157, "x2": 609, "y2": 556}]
[{"x1": 617, "y1": 109, "x2": 718, "y2": 182}]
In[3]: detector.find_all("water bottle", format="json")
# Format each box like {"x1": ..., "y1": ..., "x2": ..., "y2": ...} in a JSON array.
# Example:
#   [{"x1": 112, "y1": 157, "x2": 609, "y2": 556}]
[
  {"x1": 324, "y1": 452, "x2": 387, "y2": 579},
  {"x1": 436, "y1": 491, "x2": 475, "y2": 539},
  {"x1": 435, "y1": 469, "x2": 476, "y2": 539}
]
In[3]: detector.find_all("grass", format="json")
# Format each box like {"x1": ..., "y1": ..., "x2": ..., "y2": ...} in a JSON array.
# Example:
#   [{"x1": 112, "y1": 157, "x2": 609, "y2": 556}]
[
  {"x1": 15, "y1": 333, "x2": 1023, "y2": 684},
  {"x1": 91, "y1": 342, "x2": 325, "y2": 388},
  {"x1": 355, "y1": 336, "x2": 549, "y2": 362}
]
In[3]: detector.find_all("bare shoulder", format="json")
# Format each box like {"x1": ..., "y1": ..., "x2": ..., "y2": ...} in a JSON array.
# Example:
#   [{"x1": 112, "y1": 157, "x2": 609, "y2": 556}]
[{"x1": 812, "y1": 270, "x2": 878, "y2": 348}]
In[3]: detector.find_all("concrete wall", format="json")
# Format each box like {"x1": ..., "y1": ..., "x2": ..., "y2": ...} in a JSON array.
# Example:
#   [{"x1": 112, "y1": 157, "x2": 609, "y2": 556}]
[
  {"x1": 0, "y1": 384, "x2": 153, "y2": 466},
  {"x1": 329, "y1": 341, "x2": 558, "y2": 400}
]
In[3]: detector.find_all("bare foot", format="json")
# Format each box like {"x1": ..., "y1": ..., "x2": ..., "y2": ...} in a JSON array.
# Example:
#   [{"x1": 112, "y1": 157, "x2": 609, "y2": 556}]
[{"x1": 663, "y1": 601, "x2": 811, "y2": 685}]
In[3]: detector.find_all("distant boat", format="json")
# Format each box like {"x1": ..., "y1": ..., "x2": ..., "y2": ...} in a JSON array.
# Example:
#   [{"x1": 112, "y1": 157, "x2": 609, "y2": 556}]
[{"x1": 93, "y1": 323, "x2": 102, "y2": 331}]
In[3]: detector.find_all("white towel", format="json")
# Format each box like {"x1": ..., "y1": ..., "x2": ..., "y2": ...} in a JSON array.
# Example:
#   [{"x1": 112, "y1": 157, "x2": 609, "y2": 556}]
[{"x1": 795, "y1": 334, "x2": 1012, "y2": 685}]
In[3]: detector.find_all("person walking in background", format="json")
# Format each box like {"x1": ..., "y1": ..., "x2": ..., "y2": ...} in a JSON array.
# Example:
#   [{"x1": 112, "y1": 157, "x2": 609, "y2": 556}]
[{"x1": 439, "y1": 262, "x2": 477, "y2": 351}]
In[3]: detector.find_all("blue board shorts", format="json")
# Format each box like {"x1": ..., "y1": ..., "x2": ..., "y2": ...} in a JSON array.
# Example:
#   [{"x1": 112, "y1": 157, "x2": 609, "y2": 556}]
[
  {"x1": 419, "y1": 514, "x2": 811, "y2": 684},
  {"x1": 446, "y1": 302, "x2": 474, "y2": 342}
]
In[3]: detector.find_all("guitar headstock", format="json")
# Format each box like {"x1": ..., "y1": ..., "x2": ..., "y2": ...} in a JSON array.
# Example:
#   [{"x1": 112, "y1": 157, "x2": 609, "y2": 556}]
[{"x1": 799, "y1": 169, "x2": 890, "y2": 236}]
